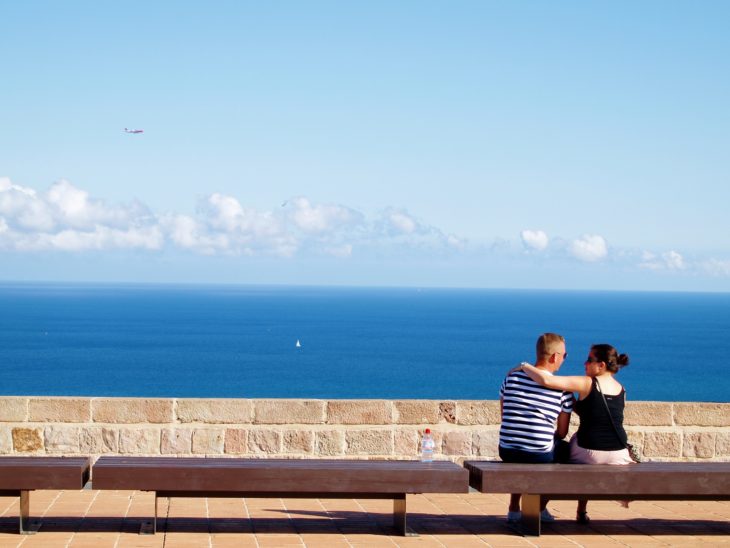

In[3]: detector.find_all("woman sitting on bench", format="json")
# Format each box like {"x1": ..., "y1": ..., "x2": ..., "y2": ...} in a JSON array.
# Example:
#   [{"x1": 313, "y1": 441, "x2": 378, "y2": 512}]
[{"x1": 520, "y1": 343, "x2": 633, "y2": 524}]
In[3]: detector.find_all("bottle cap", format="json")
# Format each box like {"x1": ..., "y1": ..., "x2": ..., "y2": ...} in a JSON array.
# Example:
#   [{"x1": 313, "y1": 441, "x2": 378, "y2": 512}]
[{"x1": 424, "y1": 428, "x2": 431, "y2": 434}]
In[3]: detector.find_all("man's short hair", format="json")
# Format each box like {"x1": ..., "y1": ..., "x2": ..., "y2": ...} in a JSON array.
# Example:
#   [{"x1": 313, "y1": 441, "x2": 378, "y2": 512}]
[{"x1": 536, "y1": 333, "x2": 565, "y2": 360}]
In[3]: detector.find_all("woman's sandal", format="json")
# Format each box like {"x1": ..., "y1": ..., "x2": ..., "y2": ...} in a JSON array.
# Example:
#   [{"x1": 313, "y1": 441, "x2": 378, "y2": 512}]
[{"x1": 576, "y1": 511, "x2": 590, "y2": 524}]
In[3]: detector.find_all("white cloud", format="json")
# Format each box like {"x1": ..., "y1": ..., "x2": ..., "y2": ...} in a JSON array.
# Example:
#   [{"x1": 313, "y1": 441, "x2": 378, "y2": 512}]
[
  {"x1": 639, "y1": 250, "x2": 686, "y2": 271},
  {"x1": 520, "y1": 229, "x2": 549, "y2": 251},
  {"x1": 7, "y1": 225, "x2": 164, "y2": 252},
  {"x1": 386, "y1": 210, "x2": 418, "y2": 235},
  {"x1": 446, "y1": 234, "x2": 466, "y2": 249},
  {"x1": 0, "y1": 178, "x2": 152, "y2": 234},
  {"x1": 45, "y1": 179, "x2": 148, "y2": 229},
  {"x1": 162, "y1": 214, "x2": 230, "y2": 255},
  {"x1": 664, "y1": 250, "x2": 685, "y2": 270},
  {"x1": 570, "y1": 234, "x2": 608, "y2": 262},
  {"x1": 0, "y1": 177, "x2": 36, "y2": 196},
  {"x1": 286, "y1": 196, "x2": 363, "y2": 234},
  {"x1": 46, "y1": 180, "x2": 91, "y2": 224},
  {"x1": 204, "y1": 193, "x2": 246, "y2": 232},
  {"x1": 0, "y1": 178, "x2": 55, "y2": 231},
  {"x1": 22, "y1": 177, "x2": 720, "y2": 278},
  {"x1": 701, "y1": 259, "x2": 730, "y2": 277},
  {"x1": 376, "y1": 208, "x2": 460, "y2": 251},
  {"x1": 0, "y1": 178, "x2": 160, "y2": 252},
  {"x1": 2, "y1": 179, "x2": 473, "y2": 258}
]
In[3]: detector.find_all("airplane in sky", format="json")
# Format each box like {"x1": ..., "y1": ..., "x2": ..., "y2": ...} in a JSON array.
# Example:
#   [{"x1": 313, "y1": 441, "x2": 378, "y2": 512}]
[{"x1": 124, "y1": 128, "x2": 144, "y2": 134}]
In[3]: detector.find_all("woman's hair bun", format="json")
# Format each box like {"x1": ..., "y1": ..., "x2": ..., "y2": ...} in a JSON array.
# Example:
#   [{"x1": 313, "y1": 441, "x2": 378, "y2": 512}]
[{"x1": 617, "y1": 353, "x2": 630, "y2": 367}]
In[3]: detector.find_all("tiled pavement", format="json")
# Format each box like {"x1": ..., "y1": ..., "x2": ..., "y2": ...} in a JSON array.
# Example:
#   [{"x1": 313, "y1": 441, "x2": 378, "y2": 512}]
[{"x1": 0, "y1": 490, "x2": 728, "y2": 547}]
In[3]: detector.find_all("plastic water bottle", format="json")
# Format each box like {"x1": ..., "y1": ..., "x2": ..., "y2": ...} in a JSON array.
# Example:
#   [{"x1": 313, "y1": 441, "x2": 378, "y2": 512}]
[{"x1": 421, "y1": 428, "x2": 435, "y2": 462}]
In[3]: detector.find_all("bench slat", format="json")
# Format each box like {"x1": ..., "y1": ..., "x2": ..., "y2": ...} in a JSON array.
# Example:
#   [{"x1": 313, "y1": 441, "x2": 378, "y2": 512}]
[
  {"x1": 93, "y1": 457, "x2": 468, "y2": 494},
  {"x1": 0, "y1": 457, "x2": 91, "y2": 490},
  {"x1": 464, "y1": 461, "x2": 730, "y2": 498}
]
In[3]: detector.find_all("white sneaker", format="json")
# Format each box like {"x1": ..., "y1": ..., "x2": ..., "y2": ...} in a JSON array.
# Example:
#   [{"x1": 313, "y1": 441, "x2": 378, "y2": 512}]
[
  {"x1": 507, "y1": 510, "x2": 522, "y2": 523},
  {"x1": 540, "y1": 508, "x2": 556, "y2": 522}
]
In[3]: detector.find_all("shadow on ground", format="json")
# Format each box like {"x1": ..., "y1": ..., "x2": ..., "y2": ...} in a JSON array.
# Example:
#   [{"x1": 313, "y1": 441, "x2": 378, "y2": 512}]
[{"x1": 1, "y1": 511, "x2": 729, "y2": 537}]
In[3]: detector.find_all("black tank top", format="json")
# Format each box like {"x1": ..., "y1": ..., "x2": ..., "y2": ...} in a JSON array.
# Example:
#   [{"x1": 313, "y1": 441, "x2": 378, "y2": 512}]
[{"x1": 575, "y1": 377, "x2": 628, "y2": 451}]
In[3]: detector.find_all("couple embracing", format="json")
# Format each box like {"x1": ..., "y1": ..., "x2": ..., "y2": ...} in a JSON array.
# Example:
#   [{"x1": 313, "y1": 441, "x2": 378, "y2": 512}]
[{"x1": 499, "y1": 332, "x2": 633, "y2": 524}]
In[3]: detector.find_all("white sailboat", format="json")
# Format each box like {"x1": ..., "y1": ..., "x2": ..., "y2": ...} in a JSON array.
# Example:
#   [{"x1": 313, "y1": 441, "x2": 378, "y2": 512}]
[{"x1": 295, "y1": 339, "x2": 301, "y2": 348}]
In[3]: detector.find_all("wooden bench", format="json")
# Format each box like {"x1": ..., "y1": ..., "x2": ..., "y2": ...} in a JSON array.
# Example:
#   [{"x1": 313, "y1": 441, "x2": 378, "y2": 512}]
[
  {"x1": 92, "y1": 456, "x2": 469, "y2": 535},
  {"x1": 464, "y1": 461, "x2": 730, "y2": 536},
  {"x1": 0, "y1": 457, "x2": 91, "y2": 534}
]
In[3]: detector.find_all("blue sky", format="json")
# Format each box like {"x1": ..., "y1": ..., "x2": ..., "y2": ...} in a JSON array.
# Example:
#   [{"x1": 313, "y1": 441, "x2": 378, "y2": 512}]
[{"x1": 2, "y1": 1, "x2": 729, "y2": 291}]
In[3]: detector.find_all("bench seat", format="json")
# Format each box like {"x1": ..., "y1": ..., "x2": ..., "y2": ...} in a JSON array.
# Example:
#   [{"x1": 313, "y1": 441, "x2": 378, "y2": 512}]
[
  {"x1": 464, "y1": 461, "x2": 730, "y2": 536},
  {"x1": 0, "y1": 457, "x2": 91, "y2": 534},
  {"x1": 93, "y1": 456, "x2": 468, "y2": 535}
]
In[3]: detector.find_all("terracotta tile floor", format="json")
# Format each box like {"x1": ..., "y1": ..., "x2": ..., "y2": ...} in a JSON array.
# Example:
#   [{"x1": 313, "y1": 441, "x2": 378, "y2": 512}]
[{"x1": 0, "y1": 490, "x2": 728, "y2": 547}]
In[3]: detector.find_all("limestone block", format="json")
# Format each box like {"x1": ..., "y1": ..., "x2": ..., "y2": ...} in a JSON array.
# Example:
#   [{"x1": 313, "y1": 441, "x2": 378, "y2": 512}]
[
  {"x1": 225, "y1": 429, "x2": 249, "y2": 454},
  {"x1": 623, "y1": 402, "x2": 672, "y2": 426},
  {"x1": 176, "y1": 399, "x2": 253, "y2": 424},
  {"x1": 93, "y1": 399, "x2": 173, "y2": 424},
  {"x1": 674, "y1": 403, "x2": 730, "y2": 427},
  {"x1": 455, "y1": 401, "x2": 501, "y2": 425},
  {"x1": 327, "y1": 401, "x2": 392, "y2": 425},
  {"x1": 248, "y1": 429, "x2": 281, "y2": 454},
  {"x1": 0, "y1": 398, "x2": 28, "y2": 421},
  {"x1": 394, "y1": 429, "x2": 420, "y2": 457},
  {"x1": 0, "y1": 428, "x2": 13, "y2": 454},
  {"x1": 626, "y1": 431, "x2": 644, "y2": 455},
  {"x1": 716, "y1": 433, "x2": 730, "y2": 456},
  {"x1": 283, "y1": 430, "x2": 314, "y2": 454},
  {"x1": 682, "y1": 432, "x2": 716, "y2": 459},
  {"x1": 80, "y1": 427, "x2": 118, "y2": 454},
  {"x1": 315, "y1": 430, "x2": 345, "y2": 456},
  {"x1": 473, "y1": 430, "x2": 500, "y2": 458},
  {"x1": 439, "y1": 402, "x2": 456, "y2": 424},
  {"x1": 44, "y1": 426, "x2": 80, "y2": 453},
  {"x1": 345, "y1": 429, "x2": 392, "y2": 455},
  {"x1": 393, "y1": 401, "x2": 440, "y2": 424},
  {"x1": 255, "y1": 400, "x2": 325, "y2": 425},
  {"x1": 12, "y1": 428, "x2": 43, "y2": 452},
  {"x1": 443, "y1": 431, "x2": 472, "y2": 456},
  {"x1": 161, "y1": 429, "x2": 193, "y2": 454},
  {"x1": 643, "y1": 432, "x2": 681, "y2": 458},
  {"x1": 192, "y1": 429, "x2": 224, "y2": 454},
  {"x1": 118, "y1": 428, "x2": 160, "y2": 454},
  {"x1": 29, "y1": 398, "x2": 91, "y2": 423}
]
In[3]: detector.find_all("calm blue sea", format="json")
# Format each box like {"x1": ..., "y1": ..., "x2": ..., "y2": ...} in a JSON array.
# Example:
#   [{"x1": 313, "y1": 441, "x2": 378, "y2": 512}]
[{"x1": 1, "y1": 283, "x2": 728, "y2": 402}]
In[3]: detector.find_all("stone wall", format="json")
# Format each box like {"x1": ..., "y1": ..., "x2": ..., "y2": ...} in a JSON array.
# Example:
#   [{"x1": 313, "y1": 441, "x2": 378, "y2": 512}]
[{"x1": 1, "y1": 398, "x2": 729, "y2": 462}]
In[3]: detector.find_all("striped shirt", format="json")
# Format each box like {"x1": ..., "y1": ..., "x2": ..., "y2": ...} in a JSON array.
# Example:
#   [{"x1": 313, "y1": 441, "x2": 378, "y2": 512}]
[{"x1": 499, "y1": 368, "x2": 574, "y2": 453}]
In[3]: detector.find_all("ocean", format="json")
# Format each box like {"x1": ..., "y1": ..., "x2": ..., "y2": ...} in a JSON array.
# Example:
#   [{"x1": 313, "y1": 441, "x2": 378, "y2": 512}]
[{"x1": 1, "y1": 283, "x2": 728, "y2": 402}]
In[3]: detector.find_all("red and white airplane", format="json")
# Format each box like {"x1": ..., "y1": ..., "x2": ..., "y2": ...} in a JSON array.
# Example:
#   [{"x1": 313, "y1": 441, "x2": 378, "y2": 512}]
[{"x1": 124, "y1": 128, "x2": 144, "y2": 134}]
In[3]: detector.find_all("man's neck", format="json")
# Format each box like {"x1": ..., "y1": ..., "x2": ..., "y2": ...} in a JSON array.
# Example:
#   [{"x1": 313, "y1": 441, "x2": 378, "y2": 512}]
[{"x1": 535, "y1": 361, "x2": 553, "y2": 372}]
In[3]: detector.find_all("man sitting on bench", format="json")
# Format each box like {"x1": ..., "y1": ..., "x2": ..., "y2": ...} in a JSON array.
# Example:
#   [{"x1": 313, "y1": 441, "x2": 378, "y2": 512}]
[{"x1": 498, "y1": 332, "x2": 574, "y2": 523}]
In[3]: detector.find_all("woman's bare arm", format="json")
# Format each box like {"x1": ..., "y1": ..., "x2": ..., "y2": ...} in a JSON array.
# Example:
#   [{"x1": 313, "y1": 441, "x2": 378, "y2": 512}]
[{"x1": 521, "y1": 364, "x2": 591, "y2": 394}]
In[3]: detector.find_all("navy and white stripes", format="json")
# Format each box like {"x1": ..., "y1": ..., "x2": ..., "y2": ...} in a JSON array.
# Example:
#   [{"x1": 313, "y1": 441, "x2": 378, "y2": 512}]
[{"x1": 499, "y1": 369, "x2": 574, "y2": 453}]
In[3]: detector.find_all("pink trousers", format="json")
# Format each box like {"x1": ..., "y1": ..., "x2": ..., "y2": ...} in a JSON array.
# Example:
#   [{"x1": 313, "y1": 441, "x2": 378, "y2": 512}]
[{"x1": 568, "y1": 434, "x2": 634, "y2": 465}]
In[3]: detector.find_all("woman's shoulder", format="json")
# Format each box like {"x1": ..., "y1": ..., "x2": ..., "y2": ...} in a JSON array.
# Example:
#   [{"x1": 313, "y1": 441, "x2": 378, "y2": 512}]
[{"x1": 601, "y1": 380, "x2": 625, "y2": 397}]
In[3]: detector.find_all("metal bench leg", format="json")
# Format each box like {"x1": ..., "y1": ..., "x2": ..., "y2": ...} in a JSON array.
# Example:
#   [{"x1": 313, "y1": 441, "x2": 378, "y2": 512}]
[
  {"x1": 139, "y1": 492, "x2": 157, "y2": 535},
  {"x1": 521, "y1": 494, "x2": 541, "y2": 537},
  {"x1": 393, "y1": 494, "x2": 418, "y2": 537},
  {"x1": 19, "y1": 490, "x2": 39, "y2": 535}
]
